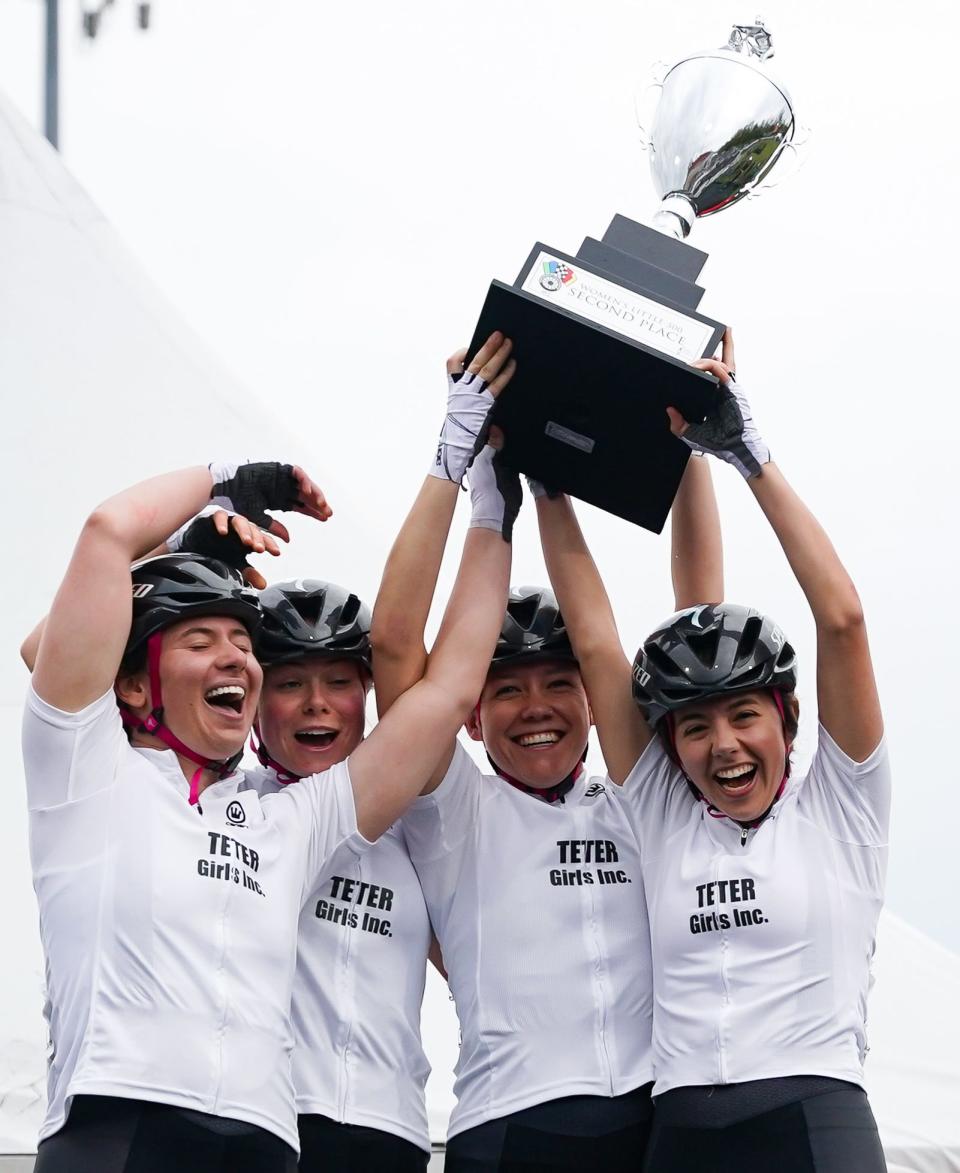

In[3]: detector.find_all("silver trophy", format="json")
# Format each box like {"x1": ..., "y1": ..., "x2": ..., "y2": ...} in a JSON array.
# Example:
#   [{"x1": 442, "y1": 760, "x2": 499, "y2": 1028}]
[
  {"x1": 646, "y1": 19, "x2": 797, "y2": 239},
  {"x1": 466, "y1": 20, "x2": 800, "y2": 532}
]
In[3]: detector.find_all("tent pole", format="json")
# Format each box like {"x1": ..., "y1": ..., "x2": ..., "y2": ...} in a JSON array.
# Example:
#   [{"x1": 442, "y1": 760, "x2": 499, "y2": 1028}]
[{"x1": 44, "y1": 0, "x2": 59, "y2": 148}]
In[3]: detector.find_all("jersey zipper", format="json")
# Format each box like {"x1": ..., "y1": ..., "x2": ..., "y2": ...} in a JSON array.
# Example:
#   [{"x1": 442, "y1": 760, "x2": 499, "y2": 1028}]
[
  {"x1": 210, "y1": 865, "x2": 232, "y2": 1113},
  {"x1": 577, "y1": 805, "x2": 615, "y2": 1093},
  {"x1": 715, "y1": 856, "x2": 730, "y2": 1085},
  {"x1": 337, "y1": 864, "x2": 359, "y2": 1120}
]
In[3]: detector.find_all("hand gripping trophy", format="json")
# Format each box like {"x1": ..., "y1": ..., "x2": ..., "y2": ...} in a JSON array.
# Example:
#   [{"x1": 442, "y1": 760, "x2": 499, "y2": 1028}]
[{"x1": 469, "y1": 20, "x2": 797, "y2": 532}]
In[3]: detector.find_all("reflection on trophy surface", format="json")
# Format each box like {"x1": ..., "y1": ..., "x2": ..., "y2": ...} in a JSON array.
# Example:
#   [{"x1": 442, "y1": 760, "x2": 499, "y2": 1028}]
[{"x1": 649, "y1": 20, "x2": 796, "y2": 239}]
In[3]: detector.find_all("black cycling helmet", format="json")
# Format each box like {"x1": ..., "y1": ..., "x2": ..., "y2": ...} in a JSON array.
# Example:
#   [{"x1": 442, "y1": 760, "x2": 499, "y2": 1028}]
[
  {"x1": 490, "y1": 586, "x2": 577, "y2": 667},
  {"x1": 126, "y1": 554, "x2": 262, "y2": 659},
  {"x1": 257, "y1": 580, "x2": 372, "y2": 669},
  {"x1": 632, "y1": 603, "x2": 797, "y2": 727}
]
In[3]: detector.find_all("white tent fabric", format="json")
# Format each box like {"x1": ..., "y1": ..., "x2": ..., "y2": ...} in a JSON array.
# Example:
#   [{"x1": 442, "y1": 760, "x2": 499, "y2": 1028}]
[
  {"x1": 2, "y1": 89, "x2": 959, "y2": 1170},
  {"x1": 0, "y1": 87, "x2": 372, "y2": 1150}
]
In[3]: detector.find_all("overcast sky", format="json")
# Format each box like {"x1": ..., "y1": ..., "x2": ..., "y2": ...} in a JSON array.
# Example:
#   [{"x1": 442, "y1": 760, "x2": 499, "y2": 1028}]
[{"x1": 1, "y1": 0, "x2": 956, "y2": 953}]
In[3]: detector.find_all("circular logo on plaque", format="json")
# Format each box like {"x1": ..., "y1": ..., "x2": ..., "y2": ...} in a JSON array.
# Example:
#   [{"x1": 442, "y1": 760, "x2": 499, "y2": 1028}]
[
  {"x1": 539, "y1": 273, "x2": 561, "y2": 292},
  {"x1": 226, "y1": 800, "x2": 246, "y2": 826}
]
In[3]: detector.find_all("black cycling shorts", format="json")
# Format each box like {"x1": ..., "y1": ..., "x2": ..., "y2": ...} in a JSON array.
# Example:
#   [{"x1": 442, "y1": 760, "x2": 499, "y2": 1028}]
[
  {"x1": 444, "y1": 1084, "x2": 654, "y2": 1172},
  {"x1": 33, "y1": 1095, "x2": 297, "y2": 1173},
  {"x1": 297, "y1": 1113, "x2": 429, "y2": 1172},
  {"x1": 643, "y1": 1078, "x2": 887, "y2": 1173}
]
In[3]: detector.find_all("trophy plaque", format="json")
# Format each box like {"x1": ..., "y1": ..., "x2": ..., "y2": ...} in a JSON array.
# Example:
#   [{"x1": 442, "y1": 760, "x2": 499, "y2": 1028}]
[{"x1": 469, "y1": 21, "x2": 796, "y2": 532}]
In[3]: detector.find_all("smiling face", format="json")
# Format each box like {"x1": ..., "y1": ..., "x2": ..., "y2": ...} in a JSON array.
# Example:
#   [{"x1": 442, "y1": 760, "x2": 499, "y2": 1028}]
[
  {"x1": 672, "y1": 689, "x2": 790, "y2": 822},
  {"x1": 117, "y1": 615, "x2": 262, "y2": 761},
  {"x1": 258, "y1": 657, "x2": 369, "y2": 777},
  {"x1": 466, "y1": 658, "x2": 591, "y2": 788}
]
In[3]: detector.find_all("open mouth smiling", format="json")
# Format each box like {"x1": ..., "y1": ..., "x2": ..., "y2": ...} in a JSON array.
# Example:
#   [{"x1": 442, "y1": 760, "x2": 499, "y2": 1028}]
[
  {"x1": 713, "y1": 762, "x2": 758, "y2": 793},
  {"x1": 294, "y1": 728, "x2": 339, "y2": 749},
  {"x1": 204, "y1": 685, "x2": 246, "y2": 715},
  {"x1": 513, "y1": 730, "x2": 564, "y2": 749}
]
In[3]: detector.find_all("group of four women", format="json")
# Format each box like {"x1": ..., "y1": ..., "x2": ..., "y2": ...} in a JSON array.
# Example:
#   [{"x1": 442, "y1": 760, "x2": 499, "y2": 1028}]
[{"x1": 21, "y1": 328, "x2": 889, "y2": 1172}]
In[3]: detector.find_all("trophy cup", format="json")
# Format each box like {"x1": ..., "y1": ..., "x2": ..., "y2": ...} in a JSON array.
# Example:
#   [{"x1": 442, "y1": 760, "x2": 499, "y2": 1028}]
[{"x1": 469, "y1": 20, "x2": 796, "y2": 532}]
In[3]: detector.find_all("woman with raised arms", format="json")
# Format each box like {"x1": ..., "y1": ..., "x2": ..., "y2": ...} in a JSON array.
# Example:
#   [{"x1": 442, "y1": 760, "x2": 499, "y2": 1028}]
[
  {"x1": 536, "y1": 348, "x2": 889, "y2": 1172},
  {"x1": 23, "y1": 430, "x2": 515, "y2": 1172},
  {"x1": 370, "y1": 332, "x2": 724, "y2": 1172}
]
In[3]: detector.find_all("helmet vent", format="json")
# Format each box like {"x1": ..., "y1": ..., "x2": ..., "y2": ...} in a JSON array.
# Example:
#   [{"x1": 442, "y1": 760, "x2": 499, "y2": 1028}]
[
  {"x1": 510, "y1": 594, "x2": 540, "y2": 630},
  {"x1": 645, "y1": 643, "x2": 685, "y2": 680},
  {"x1": 162, "y1": 567, "x2": 201, "y2": 586},
  {"x1": 293, "y1": 592, "x2": 327, "y2": 628},
  {"x1": 339, "y1": 594, "x2": 362, "y2": 626},
  {"x1": 169, "y1": 590, "x2": 222, "y2": 605},
  {"x1": 738, "y1": 615, "x2": 763, "y2": 664},
  {"x1": 686, "y1": 629, "x2": 720, "y2": 669},
  {"x1": 776, "y1": 641, "x2": 796, "y2": 670}
]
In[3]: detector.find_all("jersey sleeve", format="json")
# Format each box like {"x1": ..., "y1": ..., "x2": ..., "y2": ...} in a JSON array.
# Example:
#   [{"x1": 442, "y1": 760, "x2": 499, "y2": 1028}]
[
  {"x1": 401, "y1": 741, "x2": 482, "y2": 868},
  {"x1": 267, "y1": 758, "x2": 375, "y2": 893},
  {"x1": 21, "y1": 686, "x2": 126, "y2": 810},
  {"x1": 617, "y1": 734, "x2": 694, "y2": 853},
  {"x1": 795, "y1": 725, "x2": 891, "y2": 847}
]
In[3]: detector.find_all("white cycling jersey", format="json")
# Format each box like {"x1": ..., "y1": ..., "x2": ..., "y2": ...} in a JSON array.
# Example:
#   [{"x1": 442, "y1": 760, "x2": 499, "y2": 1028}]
[
  {"x1": 621, "y1": 726, "x2": 890, "y2": 1094},
  {"x1": 247, "y1": 766, "x2": 432, "y2": 1152},
  {"x1": 402, "y1": 743, "x2": 653, "y2": 1139},
  {"x1": 22, "y1": 687, "x2": 372, "y2": 1152}
]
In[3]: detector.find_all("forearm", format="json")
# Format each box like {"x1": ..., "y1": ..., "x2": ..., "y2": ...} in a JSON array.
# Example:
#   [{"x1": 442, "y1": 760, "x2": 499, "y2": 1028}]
[
  {"x1": 371, "y1": 476, "x2": 460, "y2": 714},
  {"x1": 33, "y1": 465, "x2": 215, "y2": 711},
  {"x1": 671, "y1": 454, "x2": 723, "y2": 608},
  {"x1": 92, "y1": 466, "x2": 214, "y2": 561},
  {"x1": 536, "y1": 494, "x2": 650, "y2": 782},
  {"x1": 426, "y1": 526, "x2": 511, "y2": 710},
  {"x1": 536, "y1": 495, "x2": 622, "y2": 660},
  {"x1": 748, "y1": 464, "x2": 862, "y2": 631},
  {"x1": 351, "y1": 527, "x2": 510, "y2": 839}
]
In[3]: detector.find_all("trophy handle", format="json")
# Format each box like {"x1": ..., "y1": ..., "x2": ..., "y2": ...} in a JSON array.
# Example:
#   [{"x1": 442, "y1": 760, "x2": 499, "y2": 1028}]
[
  {"x1": 745, "y1": 125, "x2": 810, "y2": 200},
  {"x1": 634, "y1": 63, "x2": 669, "y2": 151}
]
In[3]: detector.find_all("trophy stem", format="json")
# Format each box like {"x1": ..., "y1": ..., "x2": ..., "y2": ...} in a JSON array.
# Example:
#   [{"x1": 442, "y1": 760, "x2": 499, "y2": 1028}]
[{"x1": 652, "y1": 193, "x2": 696, "y2": 240}]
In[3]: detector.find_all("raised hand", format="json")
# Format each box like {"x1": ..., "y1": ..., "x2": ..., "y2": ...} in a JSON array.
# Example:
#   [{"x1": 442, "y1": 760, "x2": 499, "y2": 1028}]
[
  {"x1": 166, "y1": 505, "x2": 288, "y2": 589},
  {"x1": 666, "y1": 328, "x2": 770, "y2": 479},
  {"x1": 208, "y1": 460, "x2": 332, "y2": 527},
  {"x1": 430, "y1": 332, "x2": 516, "y2": 484}
]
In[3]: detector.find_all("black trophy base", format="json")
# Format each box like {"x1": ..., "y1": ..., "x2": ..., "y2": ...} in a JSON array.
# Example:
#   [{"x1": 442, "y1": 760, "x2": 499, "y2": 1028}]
[
  {"x1": 468, "y1": 285, "x2": 719, "y2": 534},
  {"x1": 468, "y1": 214, "x2": 723, "y2": 532}
]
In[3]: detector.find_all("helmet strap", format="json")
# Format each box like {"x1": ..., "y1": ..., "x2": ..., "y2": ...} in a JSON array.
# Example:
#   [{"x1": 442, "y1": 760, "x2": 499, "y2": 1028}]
[
  {"x1": 250, "y1": 723, "x2": 302, "y2": 787},
  {"x1": 119, "y1": 631, "x2": 243, "y2": 805}
]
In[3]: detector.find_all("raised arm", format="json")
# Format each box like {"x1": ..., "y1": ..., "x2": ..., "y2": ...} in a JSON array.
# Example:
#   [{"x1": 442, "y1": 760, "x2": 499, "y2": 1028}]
[
  {"x1": 669, "y1": 364, "x2": 882, "y2": 761},
  {"x1": 33, "y1": 463, "x2": 329, "y2": 713},
  {"x1": 371, "y1": 334, "x2": 514, "y2": 716},
  {"x1": 535, "y1": 340, "x2": 726, "y2": 783},
  {"x1": 749, "y1": 464, "x2": 881, "y2": 760},
  {"x1": 535, "y1": 494, "x2": 650, "y2": 784},
  {"x1": 350, "y1": 443, "x2": 514, "y2": 840},
  {"x1": 670, "y1": 329, "x2": 731, "y2": 609}
]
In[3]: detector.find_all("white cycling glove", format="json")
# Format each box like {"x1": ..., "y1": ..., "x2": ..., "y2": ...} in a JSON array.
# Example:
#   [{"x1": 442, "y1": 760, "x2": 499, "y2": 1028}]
[
  {"x1": 429, "y1": 370, "x2": 496, "y2": 484},
  {"x1": 675, "y1": 379, "x2": 771, "y2": 479},
  {"x1": 468, "y1": 444, "x2": 522, "y2": 542}
]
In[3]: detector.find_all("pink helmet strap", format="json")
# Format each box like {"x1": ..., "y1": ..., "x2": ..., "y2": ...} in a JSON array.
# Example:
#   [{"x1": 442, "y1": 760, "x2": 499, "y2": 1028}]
[{"x1": 120, "y1": 631, "x2": 242, "y2": 806}]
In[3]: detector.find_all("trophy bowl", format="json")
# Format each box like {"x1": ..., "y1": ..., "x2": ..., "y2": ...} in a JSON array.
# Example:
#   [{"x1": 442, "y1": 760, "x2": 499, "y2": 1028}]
[{"x1": 649, "y1": 21, "x2": 796, "y2": 238}]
